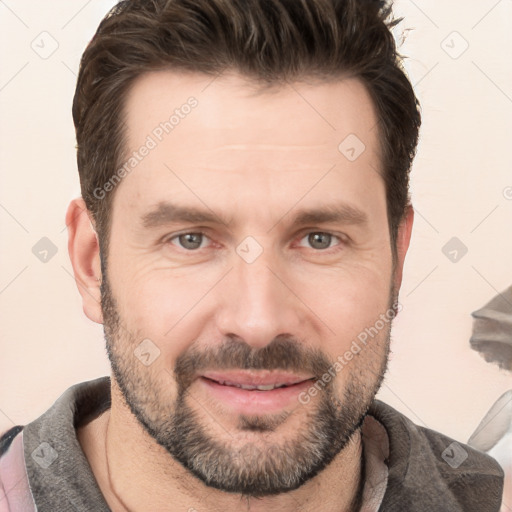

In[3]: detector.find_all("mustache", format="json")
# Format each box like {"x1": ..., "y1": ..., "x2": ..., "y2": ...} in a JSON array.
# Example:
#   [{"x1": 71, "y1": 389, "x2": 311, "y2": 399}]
[{"x1": 173, "y1": 334, "x2": 333, "y2": 391}]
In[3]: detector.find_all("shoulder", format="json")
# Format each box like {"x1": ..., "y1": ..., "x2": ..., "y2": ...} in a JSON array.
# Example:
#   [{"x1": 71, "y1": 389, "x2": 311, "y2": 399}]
[
  {"x1": 0, "y1": 426, "x2": 37, "y2": 512},
  {"x1": 368, "y1": 399, "x2": 504, "y2": 512}
]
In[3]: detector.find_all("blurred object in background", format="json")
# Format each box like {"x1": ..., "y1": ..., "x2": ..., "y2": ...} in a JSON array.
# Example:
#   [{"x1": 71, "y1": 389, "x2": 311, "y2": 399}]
[
  {"x1": 470, "y1": 286, "x2": 512, "y2": 371},
  {"x1": 468, "y1": 286, "x2": 512, "y2": 512}
]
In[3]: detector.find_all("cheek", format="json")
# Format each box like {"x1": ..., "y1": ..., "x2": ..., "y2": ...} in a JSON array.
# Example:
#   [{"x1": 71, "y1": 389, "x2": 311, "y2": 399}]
[
  {"x1": 112, "y1": 265, "x2": 220, "y2": 357},
  {"x1": 295, "y1": 264, "x2": 392, "y2": 347}
]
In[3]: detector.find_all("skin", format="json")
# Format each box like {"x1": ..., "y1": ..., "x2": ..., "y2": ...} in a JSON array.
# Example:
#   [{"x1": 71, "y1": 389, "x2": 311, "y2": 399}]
[{"x1": 67, "y1": 70, "x2": 414, "y2": 512}]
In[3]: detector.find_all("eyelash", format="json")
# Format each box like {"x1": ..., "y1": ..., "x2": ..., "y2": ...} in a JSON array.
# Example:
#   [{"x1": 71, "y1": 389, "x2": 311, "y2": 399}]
[{"x1": 165, "y1": 230, "x2": 346, "y2": 253}]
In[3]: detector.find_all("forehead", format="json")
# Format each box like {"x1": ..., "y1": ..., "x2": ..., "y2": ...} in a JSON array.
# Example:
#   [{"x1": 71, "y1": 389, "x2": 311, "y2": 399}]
[
  {"x1": 122, "y1": 70, "x2": 379, "y2": 156},
  {"x1": 113, "y1": 70, "x2": 383, "y2": 225}
]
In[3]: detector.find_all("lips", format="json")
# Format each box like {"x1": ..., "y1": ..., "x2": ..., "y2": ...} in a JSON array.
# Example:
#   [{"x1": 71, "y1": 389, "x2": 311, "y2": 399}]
[
  {"x1": 197, "y1": 371, "x2": 316, "y2": 414},
  {"x1": 203, "y1": 380, "x2": 290, "y2": 391},
  {"x1": 200, "y1": 370, "x2": 314, "y2": 390}
]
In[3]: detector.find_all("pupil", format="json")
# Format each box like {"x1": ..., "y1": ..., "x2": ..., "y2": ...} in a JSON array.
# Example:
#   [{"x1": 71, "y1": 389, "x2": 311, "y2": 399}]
[
  {"x1": 180, "y1": 233, "x2": 202, "y2": 249},
  {"x1": 309, "y1": 232, "x2": 330, "y2": 249}
]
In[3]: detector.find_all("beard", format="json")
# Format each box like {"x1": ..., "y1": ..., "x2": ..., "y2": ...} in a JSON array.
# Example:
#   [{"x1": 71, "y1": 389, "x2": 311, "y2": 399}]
[{"x1": 100, "y1": 270, "x2": 394, "y2": 498}]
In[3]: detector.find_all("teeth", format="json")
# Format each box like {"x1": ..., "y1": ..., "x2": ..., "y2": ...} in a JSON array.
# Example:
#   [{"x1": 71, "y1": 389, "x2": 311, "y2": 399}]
[
  {"x1": 240, "y1": 384, "x2": 259, "y2": 390},
  {"x1": 218, "y1": 380, "x2": 287, "y2": 391},
  {"x1": 254, "y1": 384, "x2": 276, "y2": 391}
]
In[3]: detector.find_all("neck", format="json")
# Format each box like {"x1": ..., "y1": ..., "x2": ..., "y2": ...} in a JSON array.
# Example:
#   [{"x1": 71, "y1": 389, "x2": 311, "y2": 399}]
[{"x1": 80, "y1": 382, "x2": 365, "y2": 512}]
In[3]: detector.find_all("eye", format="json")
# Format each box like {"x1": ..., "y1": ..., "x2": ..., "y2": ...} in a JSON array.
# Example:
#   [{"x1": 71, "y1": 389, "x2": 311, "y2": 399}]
[
  {"x1": 297, "y1": 232, "x2": 344, "y2": 251},
  {"x1": 168, "y1": 232, "x2": 210, "y2": 250},
  {"x1": 165, "y1": 231, "x2": 344, "y2": 253}
]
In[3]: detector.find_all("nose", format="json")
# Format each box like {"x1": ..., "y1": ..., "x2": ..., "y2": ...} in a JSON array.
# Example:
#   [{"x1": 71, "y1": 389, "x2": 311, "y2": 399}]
[{"x1": 214, "y1": 246, "x2": 304, "y2": 350}]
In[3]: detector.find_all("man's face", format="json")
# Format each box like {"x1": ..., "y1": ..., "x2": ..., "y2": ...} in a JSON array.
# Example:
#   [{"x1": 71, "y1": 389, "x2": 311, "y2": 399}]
[{"x1": 101, "y1": 71, "x2": 399, "y2": 496}]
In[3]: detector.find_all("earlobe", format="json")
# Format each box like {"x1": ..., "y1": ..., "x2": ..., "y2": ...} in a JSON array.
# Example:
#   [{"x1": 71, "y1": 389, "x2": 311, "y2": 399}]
[
  {"x1": 393, "y1": 204, "x2": 414, "y2": 293},
  {"x1": 65, "y1": 198, "x2": 104, "y2": 324}
]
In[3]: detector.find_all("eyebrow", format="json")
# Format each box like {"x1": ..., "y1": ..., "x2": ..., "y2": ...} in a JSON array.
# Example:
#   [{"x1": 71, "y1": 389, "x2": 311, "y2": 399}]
[
  {"x1": 141, "y1": 202, "x2": 228, "y2": 228},
  {"x1": 289, "y1": 204, "x2": 368, "y2": 227},
  {"x1": 140, "y1": 201, "x2": 368, "y2": 230}
]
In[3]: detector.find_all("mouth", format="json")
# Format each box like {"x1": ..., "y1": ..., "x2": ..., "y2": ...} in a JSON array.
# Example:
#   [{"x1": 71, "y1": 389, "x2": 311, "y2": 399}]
[
  {"x1": 197, "y1": 370, "x2": 316, "y2": 414},
  {"x1": 203, "y1": 379, "x2": 295, "y2": 391},
  {"x1": 201, "y1": 370, "x2": 314, "y2": 389}
]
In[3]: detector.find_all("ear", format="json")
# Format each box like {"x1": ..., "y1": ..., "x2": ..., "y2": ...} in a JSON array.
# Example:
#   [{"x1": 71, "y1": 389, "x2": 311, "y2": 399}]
[
  {"x1": 393, "y1": 204, "x2": 414, "y2": 293},
  {"x1": 65, "y1": 198, "x2": 103, "y2": 324}
]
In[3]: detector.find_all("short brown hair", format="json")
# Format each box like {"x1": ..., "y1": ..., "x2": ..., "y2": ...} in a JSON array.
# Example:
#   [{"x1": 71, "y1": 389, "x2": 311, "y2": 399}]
[{"x1": 72, "y1": 0, "x2": 421, "y2": 262}]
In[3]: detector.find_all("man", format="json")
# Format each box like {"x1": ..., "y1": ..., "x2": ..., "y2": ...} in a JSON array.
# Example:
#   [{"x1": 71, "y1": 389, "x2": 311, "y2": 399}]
[{"x1": 0, "y1": 0, "x2": 505, "y2": 510}]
